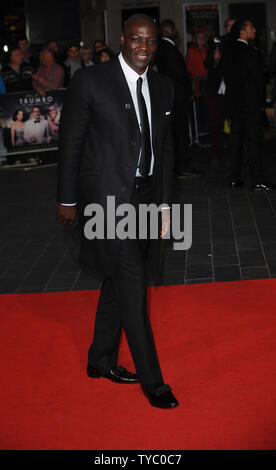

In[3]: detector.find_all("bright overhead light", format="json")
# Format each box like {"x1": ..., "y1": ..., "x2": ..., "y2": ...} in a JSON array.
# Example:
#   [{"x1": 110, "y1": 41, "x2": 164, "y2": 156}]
[{"x1": 3, "y1": 45, "x2": 8, "y2": 52}]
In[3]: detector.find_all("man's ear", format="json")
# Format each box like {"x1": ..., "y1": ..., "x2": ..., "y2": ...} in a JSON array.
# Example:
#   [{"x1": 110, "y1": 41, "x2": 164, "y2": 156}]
[{"x1": 120, "y1": 33, "x2": 125, "y2": 47}]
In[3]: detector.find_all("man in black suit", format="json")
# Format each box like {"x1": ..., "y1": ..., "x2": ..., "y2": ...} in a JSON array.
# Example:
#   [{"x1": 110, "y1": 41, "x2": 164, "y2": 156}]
[
  {"x1": 225, "y1": 19, "x2": 272, "y2": 191},
  {"x1": 57, "y1": 14, "x2": 178, "y2": 409},
  {"x1": 155, "y1": 18, "x2": 203, "y2": 178}
]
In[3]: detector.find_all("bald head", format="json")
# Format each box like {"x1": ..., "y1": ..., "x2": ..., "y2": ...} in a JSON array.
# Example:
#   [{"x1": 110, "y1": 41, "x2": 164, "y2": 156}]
[
  {"x1": 121, "y1": 13, "x2": 158, "y2": 75},
  {"x1": 123, "y1": 14, "x2": 157, "y2": 34},
  {"x1": 160, "y1": 18, "x2": 178, "y2": 41}
]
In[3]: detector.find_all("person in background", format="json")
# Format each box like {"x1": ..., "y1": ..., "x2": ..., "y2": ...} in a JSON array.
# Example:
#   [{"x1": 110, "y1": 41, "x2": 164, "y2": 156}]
[
  {"x1": 47, "y1": 104, "x2": 60, "y2": 141},
  {"x1": 32, "y1": 48, "x2": 64, "y2": 96},
  {"x1": 11, "y1": 109, "x2": 25, "y2": 147},
  {"x1": 204, "y1": 17, "x2": 236, "y2": 167},
  {"x1": 24, "y1": 105, "x2": 49, "y2": 145},
  {"x1": 186, "y1": 31, "x2": 208, "y2": 94},
  {"x1": 1, "y1": 46, "x2": 33, "y2": 93},
  {"x1": 17, "y1": 37, "x2": 34, "y2": 66},
  {"x1": 80, "y1": 46, "x2": 94, "y2": 67},
  {"x1": 64, "y1": 43, "x2": 82, "y2": 84},
  {"x1": 225, "y1": 19, "x2": 273, "y2": 191},
  {"x1": 93, "y1": 47, "x2": 114, "y2": 64},
  {"x1": 155, "y1": 18, "x2": 203, "y2": 179},
  {"x1": 93, "y1": 39, "x2": 106, "y2": 54}
]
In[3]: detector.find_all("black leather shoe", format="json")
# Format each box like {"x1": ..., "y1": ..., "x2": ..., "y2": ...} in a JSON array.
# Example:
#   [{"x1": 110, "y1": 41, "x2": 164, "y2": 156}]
[
  {"x1": 141, "y1": 383, "x2": 179, "y2": 409},
  {"x1": 229, "y1": 179, "x2": 244, "y2": 189},
  {"x1": 176, "y1": 168, "x2": 204, "y2": 179},
  {"x1": 251, "y1": 183, "x2": 274, "y2": 192},
  {"x1": 87, "y1": 364, "x2": 139, "y2": 384}
]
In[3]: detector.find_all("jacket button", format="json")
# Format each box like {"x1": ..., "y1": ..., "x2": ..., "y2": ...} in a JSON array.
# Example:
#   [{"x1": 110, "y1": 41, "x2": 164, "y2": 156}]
[
  {"x1": 125, "y1": 165, "x2": 130, "y2": 171},
  {"x1": 130, "y1": 140, "x2": 136, "y2": 146},
  {"x1": 121, "y1": 186, "x2": 127, "y2": 192}
]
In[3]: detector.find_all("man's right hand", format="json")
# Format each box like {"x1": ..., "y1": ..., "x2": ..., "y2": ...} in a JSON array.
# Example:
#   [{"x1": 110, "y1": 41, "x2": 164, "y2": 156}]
[{"x1": 57, "y1": 204, "x2": 77, "y2": 227}]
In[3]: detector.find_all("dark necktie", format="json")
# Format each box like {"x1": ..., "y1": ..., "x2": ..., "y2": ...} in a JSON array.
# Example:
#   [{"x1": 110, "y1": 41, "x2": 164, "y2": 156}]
[
  {"x1": 136, "y1": 77, "x2": 151, "y2": 179},
  {"x1": 34, "y1": 120, "x2": 40, "y2": 123}
]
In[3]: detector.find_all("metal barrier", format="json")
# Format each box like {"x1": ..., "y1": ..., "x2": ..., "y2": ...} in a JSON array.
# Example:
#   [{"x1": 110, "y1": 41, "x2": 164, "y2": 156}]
[{"x1": 189, "y1": 75, "x2": 210, "y2": 147}]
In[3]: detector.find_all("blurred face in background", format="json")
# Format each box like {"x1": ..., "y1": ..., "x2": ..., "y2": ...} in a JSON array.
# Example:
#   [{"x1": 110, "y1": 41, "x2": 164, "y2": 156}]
[
  {"x1": 94, "y1": 41, "x2": 106, "y2": 52},
  {"x1": 100, "y1": 50, "x2": 111, "y2": 62},
  {"x1": 49, "y1": 109, "x2": 57, "y2": 120},
  {"x1": 196, "y1": 32, "x2": 206, "y2": 49},
  {"x1": 18, "y1": 39, "x2": 28, "y2": 54},
  {"x1": 10, "y1": 48, "x2": 23, "y2": 67},
  {"x1": 16, "y1": 110, "x2": 24, "y2": 121},
  {"x1": 68, "y1": 46, "x2": 80, "y2": 61},
  {"x1": 40, "y1": 49, "x2": 55, "y2": 67},
  {"x1": 241, "y1": 21, "x2": 256, "y2": 41},
  {"x1": 32, "y1": 107, "x2": 41, "y2": 120},
  {"x1": 48, "y1": 41, "x2": 59, "y2": 55},
  {"x1": 225, "y1": 19, "x2": 236, "y2": 34},
  {"x1": 82, "y1": 48, "x2": 92, "y2": 63}
]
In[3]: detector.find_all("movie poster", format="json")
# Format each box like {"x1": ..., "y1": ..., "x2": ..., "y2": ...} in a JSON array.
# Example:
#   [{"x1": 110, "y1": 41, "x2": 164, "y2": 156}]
[
  {"x1": 183, "y1": 3, "x2": 221, "y2": 52},
  {"x1": 0, "y1": 89, "x2": 65, "y2": 155}
]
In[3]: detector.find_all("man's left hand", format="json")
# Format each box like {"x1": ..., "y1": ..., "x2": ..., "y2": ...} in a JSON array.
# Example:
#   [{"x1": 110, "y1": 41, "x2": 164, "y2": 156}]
[{"x1": 160, "y1": 209, "x2": 170, "y2": 239}]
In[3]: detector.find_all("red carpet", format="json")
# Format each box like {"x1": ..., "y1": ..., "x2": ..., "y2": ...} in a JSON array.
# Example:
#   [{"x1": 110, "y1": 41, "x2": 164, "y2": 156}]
[{"x1": 1, "y1": 279, "x2": 276, "y2": 450}]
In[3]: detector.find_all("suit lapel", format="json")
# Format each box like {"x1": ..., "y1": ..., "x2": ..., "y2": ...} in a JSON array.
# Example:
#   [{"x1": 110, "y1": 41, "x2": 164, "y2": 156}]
[{"x1": 109, "y1": 57, "x2": 140, "y2": 133}]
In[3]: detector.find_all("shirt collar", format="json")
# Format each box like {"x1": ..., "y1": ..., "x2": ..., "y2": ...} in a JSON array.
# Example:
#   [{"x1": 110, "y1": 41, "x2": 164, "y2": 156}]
[
  {"x1": 161, "y1": 37, "x2": 176, "y2": 46},
  {"x1": 118, "y1": 52, "x2": 148, "y2": 84},
  {"x1": 237, "y1": 38, "x2": 248, "y2": 45}
]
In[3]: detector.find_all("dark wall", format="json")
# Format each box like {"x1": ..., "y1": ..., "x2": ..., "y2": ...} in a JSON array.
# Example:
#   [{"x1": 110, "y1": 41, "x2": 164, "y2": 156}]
[
  {"x1": 121, "y1": 7, "x2": 160, "y2": 28},
  {"x1": 25, "y1": 0, "x2": 81, "y2": 44}
]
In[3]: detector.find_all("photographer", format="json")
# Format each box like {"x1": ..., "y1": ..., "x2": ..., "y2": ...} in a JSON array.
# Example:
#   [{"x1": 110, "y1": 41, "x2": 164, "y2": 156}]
[{"x1": 204, "y1": 18, "x2": 236, "y2": 167}]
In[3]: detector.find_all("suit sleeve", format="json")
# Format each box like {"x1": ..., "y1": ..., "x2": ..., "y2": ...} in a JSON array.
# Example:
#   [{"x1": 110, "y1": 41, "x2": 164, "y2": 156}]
[
  {"x1": 162, "y1": 78, "x2": 175, "y2": 206},
  {"x1": 57, "y1": 68, "x2": 91, "y2": 204}
]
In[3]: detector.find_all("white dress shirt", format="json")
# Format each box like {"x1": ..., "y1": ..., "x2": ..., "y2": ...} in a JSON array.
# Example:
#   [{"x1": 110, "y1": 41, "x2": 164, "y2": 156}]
[
  {"x1": 118, "y1": 52, "x2": 154, "y2": 177},
  {"x1": 161, "y1": 37, "x2": 176, "y2": 47},
  {"x1": 24, "y1": 117, "x2": 49, "y2": 145}
]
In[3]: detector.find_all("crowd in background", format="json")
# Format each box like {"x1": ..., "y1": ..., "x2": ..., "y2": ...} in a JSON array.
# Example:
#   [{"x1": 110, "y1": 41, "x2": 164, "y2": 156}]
[
  {"x1": 1, "y1": 18, "x2": 276, "y2": 186},
  {"x1": 0, "y1": 37, "x2": 116, "y2": 95}
]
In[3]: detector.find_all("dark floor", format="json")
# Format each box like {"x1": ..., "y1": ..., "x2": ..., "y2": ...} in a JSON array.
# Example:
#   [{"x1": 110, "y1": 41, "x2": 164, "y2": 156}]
[{"x1": 1, "y1": 137, "x2": 276, "y2": 294}]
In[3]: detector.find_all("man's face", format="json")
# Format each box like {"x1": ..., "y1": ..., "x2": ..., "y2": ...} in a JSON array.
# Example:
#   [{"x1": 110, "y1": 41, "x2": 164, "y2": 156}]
[
  {"x1": 32, "y1": 108, "x2": 40, "y2": 119},
  {"x1": 48, "y1": 42, "x2": 58, "y2": 54},
  {"x1": 242, "y1": 21, "x2": 256, "y2": 41},
  {"x1": 10, "y1": 49, "x2": 23, "y2": 67},
  {"x1": 120, "y1": 20, "x2": 158, "y2": 74},
  {"x1": 41, "y1": 50, "x2": 54, "y2": 66},
  {"x1": 68, "y1": 46, "x2": 79, "y2": 61},
  {"x1": 18, "y1": 39, "x2": 28, "y2": 53},
  {"x1": 94, "y1": 42, "x2": 105, "y2": 52},
  {"x1": 225, "y1": 19, "x2": 235, "y2": 34}
]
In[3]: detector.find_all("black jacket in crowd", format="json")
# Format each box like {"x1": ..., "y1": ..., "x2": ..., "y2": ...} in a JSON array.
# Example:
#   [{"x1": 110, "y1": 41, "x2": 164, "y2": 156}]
[
  {"x1": 1, "y1": 63, "x2": 33, "y2": 93},
  {"x1": 224, "y1": 40, "x2": 265, "y2": 118},
  {"x1": 154, "y1": 37, "x2": 193, "y2": 101}
]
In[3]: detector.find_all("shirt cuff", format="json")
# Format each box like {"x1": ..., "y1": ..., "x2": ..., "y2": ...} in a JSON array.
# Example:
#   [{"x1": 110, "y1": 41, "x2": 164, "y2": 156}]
[{"x1": 60, "y1": 203, "x2": 77, "y2": 206}]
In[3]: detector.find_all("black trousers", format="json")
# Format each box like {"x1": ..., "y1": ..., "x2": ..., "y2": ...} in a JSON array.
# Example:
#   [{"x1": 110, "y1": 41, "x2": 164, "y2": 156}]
[
  {"x1": 87, "y1": 177, "x2": 164, "y2": 385},
  {"x1": 229, "y1": 109, "x2": 263, "y2": 185}
]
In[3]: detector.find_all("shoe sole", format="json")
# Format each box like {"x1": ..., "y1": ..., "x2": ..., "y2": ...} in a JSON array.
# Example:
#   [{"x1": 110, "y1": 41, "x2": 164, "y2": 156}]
[
  {"x1": 87, "y1": 369, "x2": 139, "y2": 384},
  {"x1": 149, "y1": 400, "x2": 179, "y2": 409}
]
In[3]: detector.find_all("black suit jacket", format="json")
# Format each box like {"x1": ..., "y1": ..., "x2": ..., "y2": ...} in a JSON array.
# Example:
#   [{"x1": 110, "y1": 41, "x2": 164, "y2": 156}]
[
  {"x1": 155, "y1": 38, "x2": 192, "y2": 101},
  {"x1": 224, "y1": 40, "x2": 264, "y2": 117},
  {"x1": 58, "y1": 57, "x2": 174, "y2": 284}
]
